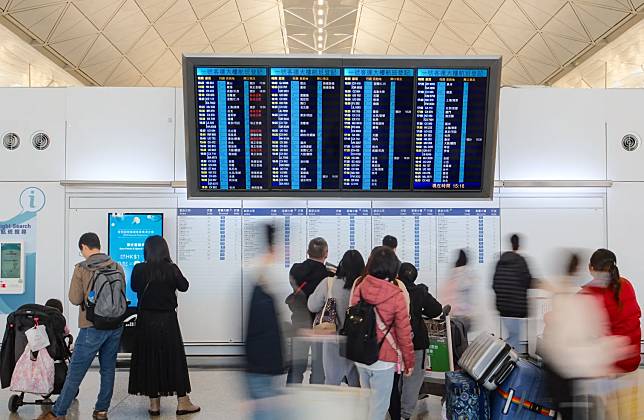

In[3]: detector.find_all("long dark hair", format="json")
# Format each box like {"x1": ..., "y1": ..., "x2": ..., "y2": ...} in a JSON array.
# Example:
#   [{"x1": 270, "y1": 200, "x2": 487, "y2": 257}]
[
  {"x1": 590, "y1": 248, "x2": 621, "y2": 303},
  {"x1": 144, "y1": 235, "x2": 172, "y2": 264},
  {"x1": 360, "y1": 246, "x2": 400, "y2": 285},
  {"x1": 336, "y1": 250, "x2": 365, "y2": 290}
]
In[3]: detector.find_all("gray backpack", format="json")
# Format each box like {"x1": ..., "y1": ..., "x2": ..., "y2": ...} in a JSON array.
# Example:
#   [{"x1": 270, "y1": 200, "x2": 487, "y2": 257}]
[{"x1": 84, "y1": 267, "x2": 128, "y2": 330}]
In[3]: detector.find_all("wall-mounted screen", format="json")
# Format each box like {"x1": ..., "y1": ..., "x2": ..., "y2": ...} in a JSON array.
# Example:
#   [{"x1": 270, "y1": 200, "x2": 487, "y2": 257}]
[
  {"x1": 108, "y1": 213, "x2": 164, "y2": 307},
  {"x1": 183, "y1": 55, "x2": 501, "y2": 199},
  {"x1": 0, "y1": 242, "x2": 25, "y2": 294}
]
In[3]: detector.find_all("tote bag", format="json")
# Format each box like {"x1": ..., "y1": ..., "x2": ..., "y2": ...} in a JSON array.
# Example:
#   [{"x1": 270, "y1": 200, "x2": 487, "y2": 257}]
[{"x1": 10, "y1": 346, "x2": 55, "y2": 395}]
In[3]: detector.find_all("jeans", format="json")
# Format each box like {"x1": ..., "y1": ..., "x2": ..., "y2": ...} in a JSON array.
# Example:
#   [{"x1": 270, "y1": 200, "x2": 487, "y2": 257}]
[
  {"x1": 502, "y1": 317, "x2": 523, "y2": 352},
  {"x1": 286, "y1": 338, "x2": 324, "y2": 384},
  {"x1": 246, "y1": 373, "x2": 283, "y2": 420},
  {"x1": 357, "y1": 365, "x2": 396, "y2": 420},
  {"x1": 52, "y1": 326, "x2": 123, "y2": 416},
  {"x1": 322, "y1": 339, "x2": 360, "y2": 386},
  {"x1": 400, "y1": 350, "x2": 426, "y2": 418}
]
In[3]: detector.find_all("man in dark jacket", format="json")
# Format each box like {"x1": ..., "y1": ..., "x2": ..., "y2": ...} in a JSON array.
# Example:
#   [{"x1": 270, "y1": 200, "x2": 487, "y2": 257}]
[
  {"x1": 492, "y1": 234, "x2": 534, "y2": 353},
  {"x1": 245, "y1": 224, "x2": 286, "y2": 419},
  {"x1": 285, "y1": 237, "x2": 332, "y2": 384},
  {"x1": 391, "y1": 263, "x2": 443, "y2": 420}
]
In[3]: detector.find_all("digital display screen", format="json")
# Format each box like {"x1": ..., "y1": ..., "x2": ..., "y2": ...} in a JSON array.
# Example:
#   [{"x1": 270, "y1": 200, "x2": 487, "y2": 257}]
[
  {"x1": 414, "y1": 69, "x2": 488, "y2": 190},
  {"x1": 0, "y1": 243, "x2": 21, "y2": 279},
  {"x1": 195, "y1": 67, "x2": 269, "y2": 191},
  {"x1": 342, "y1": 68, "x2": 414, "y2": 190},
  {"x1": 108, "y1": 213, "x2": 164, "y2": 307},
  {"x1": 270, "y1": 68, "x2": 341, "y2": 190},
  {"x1": 184, "y1": 56, "x2": 500, "y2": 198}
]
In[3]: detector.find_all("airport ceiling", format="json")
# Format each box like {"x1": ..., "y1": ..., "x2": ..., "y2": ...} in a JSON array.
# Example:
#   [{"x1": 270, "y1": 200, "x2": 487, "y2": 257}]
[{"x1": 0, "y1": 0, "x2": 641, "y2": 87}]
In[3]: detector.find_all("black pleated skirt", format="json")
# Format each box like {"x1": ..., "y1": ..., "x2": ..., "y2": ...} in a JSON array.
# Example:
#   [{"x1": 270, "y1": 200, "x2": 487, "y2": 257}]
[{"x1": 128, "y1": 310, "x2": 191, "y2": 397}]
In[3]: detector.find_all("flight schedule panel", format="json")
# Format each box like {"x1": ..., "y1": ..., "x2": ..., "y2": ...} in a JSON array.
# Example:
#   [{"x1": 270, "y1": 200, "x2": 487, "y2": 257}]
[
  {"x1": 270, "y1": 68, "x2": 342, "y2": 190},
  {"x1": 342, "y1": 68, "x2": 415, "y2": 190},
  {"x1": 414, "y1": 69, "x2": 489, "y2": 190},
  {"x1": 195, "y1": 67, "x2": 269, "y2": 191},
  {"x1": 184, "y1": 56, "x2": 501, "y2": 198}
]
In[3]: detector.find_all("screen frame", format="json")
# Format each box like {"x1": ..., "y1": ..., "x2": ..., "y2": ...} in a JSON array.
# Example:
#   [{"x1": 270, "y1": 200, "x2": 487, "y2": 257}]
[
  {"x1": 182, "y1": 54, "x2": 501, "y2": 200},
  {"x1": 107, "y1": 212, "x2": 164, "y2": 307},
  {"x1": 0, "y1": 241, "x2": 25, "y2": 294}
]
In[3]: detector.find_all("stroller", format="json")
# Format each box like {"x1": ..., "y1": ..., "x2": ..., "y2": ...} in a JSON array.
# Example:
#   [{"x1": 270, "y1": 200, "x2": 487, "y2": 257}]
[{"x1": 0, "y1": 304, "x2": 73, "y2": 413}]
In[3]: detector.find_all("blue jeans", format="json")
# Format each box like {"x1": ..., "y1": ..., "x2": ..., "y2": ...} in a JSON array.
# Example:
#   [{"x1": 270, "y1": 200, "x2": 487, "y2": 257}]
[
  {"x1": 356, "y1": 365, "x2": 396, "y2": 420},
  {"x1": 53, "y1": 326, "x2": 123, "y2": 416},
  {"x1": 246, "y1": 373, "x2": 283, "y2": 420},
  {"x1": 502, "y1": 317, "x2": 523, "y2": 352}
]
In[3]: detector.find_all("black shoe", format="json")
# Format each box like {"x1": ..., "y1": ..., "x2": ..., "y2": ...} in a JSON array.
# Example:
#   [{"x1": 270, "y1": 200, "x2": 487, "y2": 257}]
[
  {"x1": 148, "y1": 409, "x2": 160, "y2": 416},
  {"x1": 176, "y1": 407, "x2": 201, "y2": 416}
]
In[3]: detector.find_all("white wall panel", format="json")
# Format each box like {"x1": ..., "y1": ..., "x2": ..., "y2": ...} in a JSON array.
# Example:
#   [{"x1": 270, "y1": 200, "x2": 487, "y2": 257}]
[
  {"x1": 0, "y1": 88, "x2": 66, "y2": 181},
  {"x1": 175, "y1": 88, "x2": 187, "y2": 182},
  {"x1": 607, "y1": 183, "x2": 644, "y2": 327},
  {"x1": 498, "y1": 88, "x2": 606, "y2": 181},
  {"x1": 499, "y1": 194, "x2": 606, "y2": 279},
  {"x1": 65, "y1": 88, "x2": 175, "y2": 182},
  {"x1": 606, "y1": 89, "x2": 644, "y2": 181}
]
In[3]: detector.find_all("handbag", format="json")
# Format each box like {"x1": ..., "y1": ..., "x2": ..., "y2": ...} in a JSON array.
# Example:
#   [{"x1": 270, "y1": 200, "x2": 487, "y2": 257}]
[
  {"x1": 313, "y1": 278, "x2": 338, "y2": 334},
  {"x1": 25, "y1": 322, "x2": 50, "y2": 352},
  {"x1": 9, "y1": 346, "x2": 55, "y2": 395}
]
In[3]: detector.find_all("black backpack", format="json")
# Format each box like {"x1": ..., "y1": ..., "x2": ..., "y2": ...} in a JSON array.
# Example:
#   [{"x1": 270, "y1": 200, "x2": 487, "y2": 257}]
[
  {"x1": 339, "y1": 294, "x2": 392, "y2": 365},
  {"x1": 84, "y1": 267, "x2": 128, "y2": 330}
]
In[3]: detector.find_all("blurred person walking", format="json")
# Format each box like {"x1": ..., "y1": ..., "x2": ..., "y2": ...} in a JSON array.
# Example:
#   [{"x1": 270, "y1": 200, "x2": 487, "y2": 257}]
[
  {"x1": 128, "y1": 235, "x2": 200, "y2": 416},
  {"x1": 286, "y1": 237, "x2": 333, "y2": 384},
  {"x1": 541, "y1": 253, "x2": 631, "y2": 419},
  {"x1": 307, "y1": 250, "x2": 364, "y2": 386},
  {"x1": 439, "y1": 249, "x2": 475, "y2": 332},
  {"x1": 350, "y1": 246, "x2": 415, "y2": 420},
  {"x1": 581, "y1": 249, "x2": 642, "y2": 419},
  {"x1": 492, "y1": 234, "x2": 535, "y2": 352},
  {"x1": 581, "y1": 249, "x2": 641, "y2": 374},
  {"x1": 391, "y1": 263, "x2": 442, "y2": 420},
  {"x1": 245, "y1": 225, "x2": 287, "y2": 420}
]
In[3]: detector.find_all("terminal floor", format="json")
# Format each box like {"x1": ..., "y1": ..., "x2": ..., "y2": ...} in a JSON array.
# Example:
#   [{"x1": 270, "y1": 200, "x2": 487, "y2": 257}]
[{"x1": 0, "y1": 369, "x2": 439, "y2": 419}]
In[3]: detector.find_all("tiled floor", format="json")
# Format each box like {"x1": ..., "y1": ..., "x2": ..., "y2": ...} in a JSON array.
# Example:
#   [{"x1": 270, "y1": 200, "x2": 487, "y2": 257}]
[{"x1": 0, "y1": 369, "x2": 438, "y2": 419}]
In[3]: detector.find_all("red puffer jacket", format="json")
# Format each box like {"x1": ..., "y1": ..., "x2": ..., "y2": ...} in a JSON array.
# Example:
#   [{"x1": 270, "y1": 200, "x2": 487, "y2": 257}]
[
  {"x1": 351, "y1": 275, "x2": 415, "y2": 370},
  {"x1": 582, "y1": 277, "x2": 642, "y2": 373}
]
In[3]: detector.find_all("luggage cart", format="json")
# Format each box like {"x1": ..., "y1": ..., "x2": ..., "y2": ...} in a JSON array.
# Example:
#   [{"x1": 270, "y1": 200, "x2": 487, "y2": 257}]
[{"x1": 420, "y1": 305, "x2": 454, "y2": 397}]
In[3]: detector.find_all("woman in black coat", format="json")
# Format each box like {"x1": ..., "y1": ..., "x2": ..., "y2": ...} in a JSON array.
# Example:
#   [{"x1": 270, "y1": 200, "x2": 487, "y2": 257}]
[{"x1": 128, "y1": 236, "x2": 200, "y2": 416}]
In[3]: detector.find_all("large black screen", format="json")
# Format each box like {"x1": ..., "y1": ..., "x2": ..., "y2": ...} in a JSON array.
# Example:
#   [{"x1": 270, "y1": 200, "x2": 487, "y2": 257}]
[{"x1": 184, "y1": 55, "x2": 501, "y2": 198}]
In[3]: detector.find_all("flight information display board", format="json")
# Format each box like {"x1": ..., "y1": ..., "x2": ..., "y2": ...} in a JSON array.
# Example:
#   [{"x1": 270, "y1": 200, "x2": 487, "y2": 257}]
[
  {"x1": 195, "y1": 67, "x2": 268, "y2": 191},
  {"x1": 183, "y1": 55, "x2": 501, "y2": 198},
  {"x1": 414, "y1": 69, "x2": 488, "y2": 190},
  {"x1": 342, "y1": 68, "x2": 414, "y2": 190},
  {"x1": 270, "y1": 68, "x2": 341, "y2": 190}
]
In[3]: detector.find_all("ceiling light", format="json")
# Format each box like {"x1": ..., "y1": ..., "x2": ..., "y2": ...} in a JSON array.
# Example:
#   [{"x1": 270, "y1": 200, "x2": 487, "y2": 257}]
[
  {"x1": 317, "y1": 18, "x2": 324, "y2": 25},
  {"x1": 318, "y1": 50, "x2": 322, "y2": 55},
  {"x1": 318, "y1": 28, "x2": 324, "y2": 33},
  {"x1": 317, "y1": 43, "x2": 323, "y2": 48},
  {"x1": 317, "y1": 35, "x2": 324, "y2": 41},
  {"x1": 317, "y1": 9, "x2": 324, "y2": 16},
  {"x1": 317, "y1": 0, "x2": 325, "y2": 5}
]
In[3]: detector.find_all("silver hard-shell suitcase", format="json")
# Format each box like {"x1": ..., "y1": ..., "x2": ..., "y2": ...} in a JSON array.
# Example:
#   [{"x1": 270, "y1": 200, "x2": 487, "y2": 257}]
[{"x1": 458, "y1": 332, "x2": 518, "y2": 391}]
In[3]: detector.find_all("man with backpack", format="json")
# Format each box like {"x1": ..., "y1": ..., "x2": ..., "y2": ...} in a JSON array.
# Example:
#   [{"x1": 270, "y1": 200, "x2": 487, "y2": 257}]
[{"x1": 38, "y1": 233, "x2": 127, "y2": 420}]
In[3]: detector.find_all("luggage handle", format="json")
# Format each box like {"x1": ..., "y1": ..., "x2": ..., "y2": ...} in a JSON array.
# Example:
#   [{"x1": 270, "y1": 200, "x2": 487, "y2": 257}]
[{"x1": 493, "y1": 359, "x2": 516, "y2": 386}]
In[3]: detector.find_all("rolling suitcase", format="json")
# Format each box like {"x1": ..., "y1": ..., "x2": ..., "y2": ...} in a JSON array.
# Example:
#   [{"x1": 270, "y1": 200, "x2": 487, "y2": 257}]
[
  {"x1": 490, "y1": 358, "x2": 557, "y2": 419},
  {"x1": 458, "y1": 332, "x2": 518, "y2": 391},
  {"x1": 445, "y1": 371, "x2": 490, "y2": 420}
]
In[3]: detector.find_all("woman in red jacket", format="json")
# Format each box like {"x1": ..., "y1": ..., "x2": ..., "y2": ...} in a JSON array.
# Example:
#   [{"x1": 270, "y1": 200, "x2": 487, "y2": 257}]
[
  {"x1": 350, "y1": 246, "x2": 415, "y2": 420},
  {"x1": 581, "y1": 249, "x2": 641, "y2": 373}
]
